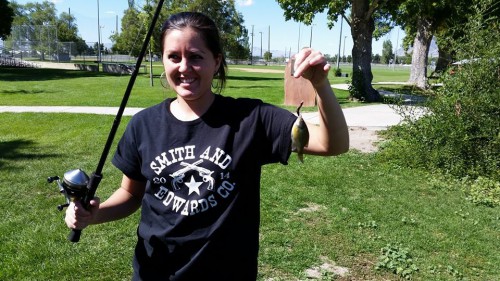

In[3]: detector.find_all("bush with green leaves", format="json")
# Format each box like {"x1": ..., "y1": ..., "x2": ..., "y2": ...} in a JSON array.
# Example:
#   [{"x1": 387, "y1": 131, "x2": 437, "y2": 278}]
[
  {"x1": 334, "y1": 67, "x2": 342, "y2": 77},
  {"x1": 466, "y1": 176, "x2": 500, "y2": 207},
  {"x1": 375, "y1": 243, "x2": 419, "y2": 279},
  {"x1": 378, "y1": 0, "x2": 499, "y2": 184}
]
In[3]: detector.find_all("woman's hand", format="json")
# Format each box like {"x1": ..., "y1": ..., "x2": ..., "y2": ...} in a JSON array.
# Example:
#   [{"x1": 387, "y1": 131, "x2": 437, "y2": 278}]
[
  {"x1": 292, "y1": 48, "x2": 331, "y2": 87},
  {"x1": 65, "y1": 198, "x2": 100, "y2": 230}
]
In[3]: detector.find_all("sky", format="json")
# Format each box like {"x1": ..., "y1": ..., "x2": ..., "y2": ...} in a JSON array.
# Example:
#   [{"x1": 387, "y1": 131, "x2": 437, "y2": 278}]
[{"x1": 13, "y1": 0, "x2": 405, "y2": 57}]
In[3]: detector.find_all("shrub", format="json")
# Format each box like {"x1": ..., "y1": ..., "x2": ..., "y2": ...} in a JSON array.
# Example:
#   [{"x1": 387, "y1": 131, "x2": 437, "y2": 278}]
[
  {"x1": 334, "y1": 67, "x2": 342, "y2": 77},
  {"x1": 466, "y1": 176, "x2": 500, "y2": 207},
  {"x1": 375, "y1": 243, "x2": 419, "y2": 279}
]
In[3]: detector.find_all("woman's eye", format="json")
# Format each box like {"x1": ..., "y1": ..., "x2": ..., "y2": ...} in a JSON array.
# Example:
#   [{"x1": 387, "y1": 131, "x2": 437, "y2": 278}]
[{"x1": 168, "y1": 54, "x2": 180, "y2": 61}]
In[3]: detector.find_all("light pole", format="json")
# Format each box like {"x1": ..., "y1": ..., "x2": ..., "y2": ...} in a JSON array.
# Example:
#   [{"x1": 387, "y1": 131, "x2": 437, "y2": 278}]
[
  {"x1": 259, "y1": 31, "x2": 262, "y2": 59},
  {"x1": 336, "y1": 16, "x2": 343, "y2": 70},
  {"x1": 309, "y1": 24, "x2": 315, "y2": 48},
  {"x1": 97, "y1": 0, "x2": 101, "y2": 65},
  {"x1": 342, "y1": 35, "x2": 347, "y2": 63},
  {"x1": 250, "y1": 25, "x2": 254, "y2": 65},
  {"x1": 297, "y1": 23, "x2": 301, "y2": 53},
  {"x1": 268, "y1": 25, "x2": 270, "y2": 61}
]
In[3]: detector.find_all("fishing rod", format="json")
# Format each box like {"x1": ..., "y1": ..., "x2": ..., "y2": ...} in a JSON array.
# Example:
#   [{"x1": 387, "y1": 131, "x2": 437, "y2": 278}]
[{"x1": 48, "y1": 0, "x2": 165, "y2": 242}]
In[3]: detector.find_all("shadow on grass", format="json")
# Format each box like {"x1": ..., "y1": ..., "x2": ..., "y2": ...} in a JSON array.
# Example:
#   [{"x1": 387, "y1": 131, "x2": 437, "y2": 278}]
[
  {"x1": 0, "y1": 139, "x2": 59, "y2": 170},
  {"x1": 227, "y1": 85, "x2": 275, "y2": 89},
  {"x1": 0, "y1": 67, "x2": 120, "y2": 82},
  {"x1": 376, "y1": 85, "x2": 431, "y2": 106},
  {"x1": 227, "y1": 75, "x2": 282, "y2": 82},
  {"x1": 1, "y1": 89, "x2": 55, "y2": 95}
]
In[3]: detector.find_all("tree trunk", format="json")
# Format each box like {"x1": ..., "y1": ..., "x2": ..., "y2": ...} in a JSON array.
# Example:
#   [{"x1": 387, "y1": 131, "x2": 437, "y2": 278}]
[
  {"x1": 350, "y1": 0, "x2": 381, "y2": 102},
  {"x1": 434, "y1": 41, "x2": 454, "y2": 74},
  {"x1": 409, "y1": 17, "x2": 434, "y2": 89}
]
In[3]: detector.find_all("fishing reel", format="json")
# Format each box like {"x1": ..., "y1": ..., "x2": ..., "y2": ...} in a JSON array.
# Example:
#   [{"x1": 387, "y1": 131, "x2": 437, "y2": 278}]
[
  {"x1": 48, "y1": 168, "x2": 100, "y2": 242},
  {"x1": 47, "y1": 169, "x2": 90, "y2": 211}
]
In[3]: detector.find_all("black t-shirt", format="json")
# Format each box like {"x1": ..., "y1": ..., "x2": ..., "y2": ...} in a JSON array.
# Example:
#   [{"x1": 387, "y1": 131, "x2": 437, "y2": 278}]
[{"x1": 112, "y1": 95, "x2": 297, "y2": 280}]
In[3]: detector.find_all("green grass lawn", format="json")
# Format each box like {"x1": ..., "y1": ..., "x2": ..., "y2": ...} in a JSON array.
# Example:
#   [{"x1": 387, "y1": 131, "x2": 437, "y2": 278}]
[
  {"x1": 0, "y1": 64, "x2": 410, "y2": 109},
  {"x1": 0, "y1": 66, "x2": 498, "y2": 280}
]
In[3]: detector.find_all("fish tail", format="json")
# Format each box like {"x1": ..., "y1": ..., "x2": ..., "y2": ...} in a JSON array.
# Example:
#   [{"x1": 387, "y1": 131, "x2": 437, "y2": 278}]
[{"x1": 298, "y1": 153, "x2": 304, "y2": 163}]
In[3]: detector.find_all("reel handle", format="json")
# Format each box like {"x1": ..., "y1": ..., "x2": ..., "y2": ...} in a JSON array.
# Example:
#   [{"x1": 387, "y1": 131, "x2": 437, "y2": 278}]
[{"x1": 67, "y1": 172, "x2": 102, "y2": 243}]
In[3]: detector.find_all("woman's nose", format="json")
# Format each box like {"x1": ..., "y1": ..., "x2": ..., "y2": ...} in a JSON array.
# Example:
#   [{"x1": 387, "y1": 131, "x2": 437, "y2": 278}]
[{"x1": 178, "y1": 58, "x2": 189, "y2": 72}]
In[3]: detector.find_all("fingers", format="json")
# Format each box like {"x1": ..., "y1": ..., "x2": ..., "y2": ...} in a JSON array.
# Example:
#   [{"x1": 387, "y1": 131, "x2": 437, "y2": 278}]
[
  {"x1": 292, "y1": 48, "x2": 329, "y2": 84},
  {"x1": 64, "y1": 197, "x2": 100, "y2": 230}
]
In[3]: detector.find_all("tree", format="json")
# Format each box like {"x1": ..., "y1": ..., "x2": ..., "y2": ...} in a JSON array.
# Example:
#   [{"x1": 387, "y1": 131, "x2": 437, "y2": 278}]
[
  {"x1": 263, "y1": 51, "x2": 272, "y2": 61},
  {"x1": 8, "y1": 1, "x2": 58, "y2": 60},
  {"x1": 112, "y1": 0, "x2": 249, "y2": 59},
  {"x1": 379, "y1": 0, "x2": 500, "y2": 181},
  {"x1": 7, "y1": 1, "x2": 86, "y2": 59},
  {"x1": 168, "y1": 0, "x2": 250, "y2": 59},
  {"x1": 394, "y1": 0, "x2": 499, "y2": 88},
  {"x1": 0, "y1": 0, "x2": 15, "y2": 40},
  {"x1": 432, "y1": 0, "x2": 500, "y2": 75},
  {"x1": 393, "y1": 0, "x2": 454, "y2": 88},
  {"x1": 111, "y1": 7, "x2": 143, "y2": 56},
  {"x1": 381, "y1": 39, "x2": 393, "y2": 64},
  {"x1": 276, "y1": 0, "x2": 403, "y2": 102}
]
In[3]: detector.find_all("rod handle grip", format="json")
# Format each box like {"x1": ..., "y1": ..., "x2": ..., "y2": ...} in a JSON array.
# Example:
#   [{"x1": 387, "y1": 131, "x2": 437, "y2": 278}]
[{"x1": 68, "y1": 229, "x2": 82, "y2": 242}]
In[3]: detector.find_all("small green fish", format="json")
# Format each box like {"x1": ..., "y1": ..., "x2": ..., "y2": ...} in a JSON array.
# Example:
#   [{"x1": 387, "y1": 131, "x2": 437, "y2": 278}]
[{"x1": 291, "y1": 101, "x2": 309, "y2": 163}]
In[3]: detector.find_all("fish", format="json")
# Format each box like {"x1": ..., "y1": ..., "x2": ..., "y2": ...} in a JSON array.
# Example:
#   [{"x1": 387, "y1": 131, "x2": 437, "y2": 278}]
[{"x1": 291, "y1": 101, "x2": 309, "y2": 163}]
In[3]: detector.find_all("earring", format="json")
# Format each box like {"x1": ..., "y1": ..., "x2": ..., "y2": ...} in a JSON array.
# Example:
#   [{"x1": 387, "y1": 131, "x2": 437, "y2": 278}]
[
  {"x1": 211, "y1": 71, "x2": 218, "y2": 89},
  {"x1": 160, "y1": 72, "x2": 168, "y2": 88}
]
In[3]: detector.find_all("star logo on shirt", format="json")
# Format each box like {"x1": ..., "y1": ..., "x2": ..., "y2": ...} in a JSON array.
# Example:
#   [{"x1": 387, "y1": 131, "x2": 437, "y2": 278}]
[{"x1": 185, "y1": 175, "x2": 202, "y2": 196}]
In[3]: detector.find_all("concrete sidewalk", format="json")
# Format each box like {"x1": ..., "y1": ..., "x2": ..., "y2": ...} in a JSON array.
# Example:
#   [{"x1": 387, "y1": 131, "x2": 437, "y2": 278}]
[
  {"x1": 0, "y1": 104, "x2": 424, "y2": 129},
  {"x1": 303, "y1": 104, "x2": 412, "y2": 129}
]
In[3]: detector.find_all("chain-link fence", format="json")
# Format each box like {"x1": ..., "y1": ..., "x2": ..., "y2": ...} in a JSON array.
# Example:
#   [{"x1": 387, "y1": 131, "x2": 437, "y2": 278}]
[{"x1": 1, "y1": 25, "x2": 136, "y2": 63}]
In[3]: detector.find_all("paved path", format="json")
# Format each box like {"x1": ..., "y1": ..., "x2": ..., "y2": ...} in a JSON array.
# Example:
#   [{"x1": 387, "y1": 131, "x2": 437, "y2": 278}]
[{"x1": 0, "y1": 104, "x2": 425, "y2": 129}]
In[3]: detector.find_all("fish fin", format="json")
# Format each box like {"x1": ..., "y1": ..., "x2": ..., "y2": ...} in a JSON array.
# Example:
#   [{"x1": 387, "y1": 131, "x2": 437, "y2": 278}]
[{"x1": 298, "y1": 153, "x2": 304, "y2": 163}]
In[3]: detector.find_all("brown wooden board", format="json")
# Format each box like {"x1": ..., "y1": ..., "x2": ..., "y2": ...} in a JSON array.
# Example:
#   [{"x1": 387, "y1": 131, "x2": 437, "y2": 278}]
[{"x1": 284, "y1": 60, "x2": 317, "y2": 107}]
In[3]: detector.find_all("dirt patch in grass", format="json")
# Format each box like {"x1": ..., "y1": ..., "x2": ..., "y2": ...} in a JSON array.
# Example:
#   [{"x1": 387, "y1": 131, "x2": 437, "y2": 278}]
[
  {"x1": 304, "y1": 256, "x2": 350, "y2": 279},
  {"x1": 349, "y1": 127, "x2": 383, "y2": 153}
]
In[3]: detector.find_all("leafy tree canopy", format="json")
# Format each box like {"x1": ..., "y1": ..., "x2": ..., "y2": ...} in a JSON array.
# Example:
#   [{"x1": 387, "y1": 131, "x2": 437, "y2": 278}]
[
  {"x1": 381, "y1": 39, "x2": 393, "y2": 64},
  {"x1": 112, "y1": 0, "x2": 249, "y2": 59},
  {"x1": 276, "y1": 0, "x2": 404, "y2": 102},
  {"x1": 7, "y1": 1, "x2": 88, "y2": 56},
  {"x1": 0, "y1": 0, "x2": 15, "y2": 40}
]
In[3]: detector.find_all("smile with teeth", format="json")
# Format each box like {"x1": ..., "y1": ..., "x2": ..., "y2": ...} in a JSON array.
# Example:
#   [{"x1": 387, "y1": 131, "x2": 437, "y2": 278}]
[{"x1": 180, "y1": 77, "x2": 195, "y2": 84}]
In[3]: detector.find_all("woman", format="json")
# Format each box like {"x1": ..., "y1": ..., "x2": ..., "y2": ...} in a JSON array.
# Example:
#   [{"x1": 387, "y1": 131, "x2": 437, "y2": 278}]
[{"x1": 65, "y1": 11, "x2": 348, "y2": 280}]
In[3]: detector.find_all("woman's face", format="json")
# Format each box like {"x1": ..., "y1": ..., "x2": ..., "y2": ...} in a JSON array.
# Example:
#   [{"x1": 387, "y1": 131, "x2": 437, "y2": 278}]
[{"x1": 162, "y1": 27, "x2": 221, "y2": 102}]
